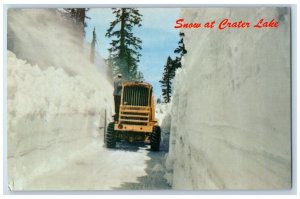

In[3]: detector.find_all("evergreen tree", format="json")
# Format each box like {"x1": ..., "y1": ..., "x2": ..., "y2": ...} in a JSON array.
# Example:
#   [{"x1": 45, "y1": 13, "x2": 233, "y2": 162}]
[
  {"x1": 174, "y1": 32, "x2": 187, "y2": 57},
  {"x1": 159, "y1": 33, "x2": 187, "y2": 103},
  {"x1": 106, "y1": 50, "x2": 114, "y2": 83},
  {"x1": 172, "y1": 32, "x2": 187, "y2": 71},
  {"x1": 90, "y1": 27, "x2": 96, "y2": 63},
  {"x1": 160, "y1": 56, "x2": 175, "y2": 103},
  {"x1": 64, "y1": 8, "x2": 90, "y2": 37},
  {"x1": 105, "y1": 8, "x2": 143, "y2": 81}
]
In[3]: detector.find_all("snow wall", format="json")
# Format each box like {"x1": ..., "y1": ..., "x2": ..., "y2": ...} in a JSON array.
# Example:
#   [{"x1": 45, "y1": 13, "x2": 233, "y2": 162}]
[
  {"x1": 166, "y1": 8, "x2": 291, "y2": 189},
  {"x1": 7, "y1": 9, "x2": 113, "y2": 190}
]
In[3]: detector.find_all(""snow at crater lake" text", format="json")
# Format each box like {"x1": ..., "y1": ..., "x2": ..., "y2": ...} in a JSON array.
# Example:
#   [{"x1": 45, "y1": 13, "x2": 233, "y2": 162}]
[{"x1": 174, "y1": 18, "x2": 279, "y2": 30}]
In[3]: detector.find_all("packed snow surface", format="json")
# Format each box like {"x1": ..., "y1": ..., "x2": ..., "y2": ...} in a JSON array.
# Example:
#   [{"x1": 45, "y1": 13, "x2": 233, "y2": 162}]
[
  {"x1": 8, "y1": 112, "x2": 169, "y2": 190},
  {"x1": 166, "y1": 8, "x2": 291, "y2": 189}
]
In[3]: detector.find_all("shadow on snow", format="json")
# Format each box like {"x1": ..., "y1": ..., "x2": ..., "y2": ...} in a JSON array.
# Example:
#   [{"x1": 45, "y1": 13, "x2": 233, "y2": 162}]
[{"x1": 111, "y1": 132, "x2": 171, "y2": 190}]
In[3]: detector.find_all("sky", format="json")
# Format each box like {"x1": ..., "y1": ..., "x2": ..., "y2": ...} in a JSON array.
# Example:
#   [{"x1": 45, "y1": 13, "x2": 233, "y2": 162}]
[{"x1": 85, "y1": 8, "x2": 180, "y2": 98}]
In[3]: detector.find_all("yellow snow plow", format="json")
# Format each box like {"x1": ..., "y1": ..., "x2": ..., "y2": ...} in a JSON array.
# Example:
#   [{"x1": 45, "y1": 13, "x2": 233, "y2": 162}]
[{"x1": 106, "y1": 82, "x2": 161, "y2": 151}]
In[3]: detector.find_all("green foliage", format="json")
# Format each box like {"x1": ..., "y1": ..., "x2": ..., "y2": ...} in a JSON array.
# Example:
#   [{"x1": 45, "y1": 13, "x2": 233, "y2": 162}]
[
  {"x1": 160, "y1": 32, "x2": 187, "y2": 103},
  {"x1": 160, "y1": 56, "x2": 175, "y2": 103},
  {"x1": 106, "y1": 8, "x2": 144, "y2": 81},
  {"x1": 173, "y1": 32, "x2": 187, "y2": 70}
]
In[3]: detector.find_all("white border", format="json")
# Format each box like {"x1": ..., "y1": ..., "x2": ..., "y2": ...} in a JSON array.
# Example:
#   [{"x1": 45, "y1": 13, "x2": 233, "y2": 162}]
[{"x1": 1, "y1": 0, "x2": 299, "y2": 198}]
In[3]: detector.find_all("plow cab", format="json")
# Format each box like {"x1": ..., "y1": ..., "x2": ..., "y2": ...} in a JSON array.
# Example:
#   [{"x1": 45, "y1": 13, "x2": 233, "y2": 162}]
[{"x1": 106, "y1": 82, "x2": 161, "y2": 151}]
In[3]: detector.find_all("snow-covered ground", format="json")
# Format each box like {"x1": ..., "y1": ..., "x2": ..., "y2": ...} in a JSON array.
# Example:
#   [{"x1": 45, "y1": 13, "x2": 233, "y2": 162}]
[
  {"x1": 166, "y1": 8, "x2": 291, "y2": 189},
  {"x1": 8, "y1": 113, "x2": 169, "y2": 190},
  {"x1": 7, "y1": 9, "x2": 169, "y2": 190}
]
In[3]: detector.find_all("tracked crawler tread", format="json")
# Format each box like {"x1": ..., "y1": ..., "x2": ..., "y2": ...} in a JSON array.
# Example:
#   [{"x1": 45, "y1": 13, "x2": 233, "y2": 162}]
[{"x1": 151, "y1": 126, "x2": 161, "y2": 151}]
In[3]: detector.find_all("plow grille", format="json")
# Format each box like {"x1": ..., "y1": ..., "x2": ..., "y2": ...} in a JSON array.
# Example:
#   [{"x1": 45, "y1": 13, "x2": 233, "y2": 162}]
[
  {"x1": 119, "y1": 106, "x2": 150, "y2": 126},
  {"x1": 119, "y1": 85, "x2": 151, "y2": 126}
]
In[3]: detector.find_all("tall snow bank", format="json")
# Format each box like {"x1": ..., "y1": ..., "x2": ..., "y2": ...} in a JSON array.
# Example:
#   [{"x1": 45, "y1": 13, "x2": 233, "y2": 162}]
[
  {"x1": 7, "y1": 9, "x2": 113, "y2": 190},
  {"x1": 7, "y1": 51, "x2": 111, "y2": 123},
  {"x1": 167, "y1": 8, "x2": 291, "y2": 189},
  {"x1": 7, "y1": 9, "x2": 113, "y2": 119},
  {"x1": 155, "y1": 103, "x2": 172, "y2": 134}
]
